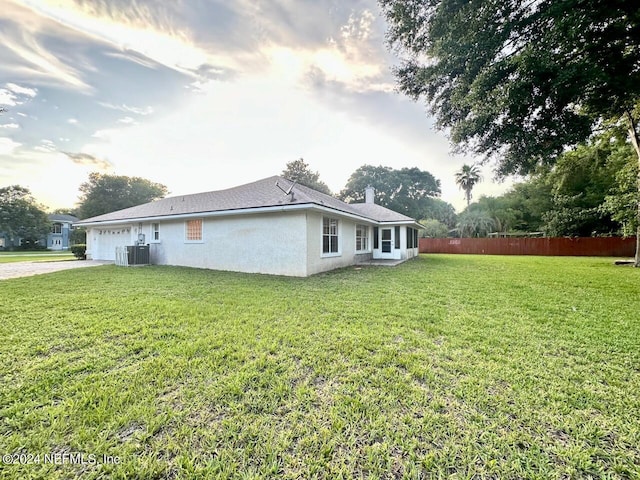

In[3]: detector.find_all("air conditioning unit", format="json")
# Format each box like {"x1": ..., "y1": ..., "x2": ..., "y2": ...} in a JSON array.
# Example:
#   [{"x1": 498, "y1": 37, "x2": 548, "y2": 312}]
[{"x1": 126, "y1": 245, "x2": 150, "y2": 265}]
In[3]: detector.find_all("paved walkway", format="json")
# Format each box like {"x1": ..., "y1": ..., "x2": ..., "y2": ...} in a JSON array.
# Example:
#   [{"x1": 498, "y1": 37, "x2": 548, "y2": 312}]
[{"x1": 0, "y1": 260, "x2": 111, "y2": 280}]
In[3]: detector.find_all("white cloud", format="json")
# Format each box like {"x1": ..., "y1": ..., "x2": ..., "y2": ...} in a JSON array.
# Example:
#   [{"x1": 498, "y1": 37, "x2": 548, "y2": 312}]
[
  {"x1": 67, "y1": 118, "x2": 78, "y2": 124},
  {"x1": 0, "y1": 29, "x2": 92, "y2": 92},
  {"x1": 7, "y1": 0, "x2": 221, "y2": 77},
  {"x1": 117, "y1": 116, "x2": 136, "y2": 125},
  {"x1": 266, "y1": 44, "x2": 388, "y2": 94},
  {"x1": 98, "y1": 102, "x2": 154, "y2": 116},
  {"x1": 33, "y1": 139, "x2": 56, "y2": 152},
  {"x1": 339, "y1": 10, "x2": 376, "y2": 43},
  {"x1": 34, "y1": 145, "x2": 54, "y2": 153},
  {"x1": 0, "y1": 123, "x2": 20, "y2": 129},
  {"x1": 91, "y1": 128, "x2": 115, "y2": 140},
  {"x1": 6, "y1": 82, "x2": 37, "y2": 97},
  {"x1": 0, "y1": 89, "x2": 18, "y2": 106},
  {"x1": 0, "y1": 83, "x2": 39, "y2": 107},
  {"x1": 0, "y1": 137, "x2": 22, "y2": 154}
]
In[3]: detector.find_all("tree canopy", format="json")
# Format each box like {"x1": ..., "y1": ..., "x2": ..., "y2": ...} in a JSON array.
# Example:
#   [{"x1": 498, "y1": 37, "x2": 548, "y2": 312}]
[
  {"x1": 339, "y1": 165, "x2": 440, "y2": 219},
  {"x1": 541, "y1": 135, "x2": 632, "y2": 236},
  {"x1": 281, "y1": 158, "x2": 332, "y2": 195},
  {"x1": 0, "y1": 185, "x2": 50, "y2": 249},
  {"x1": 420, "y1": 218, "x2": 450, "y2": 238},
  {"x1": 421, "y1": 197, "x2": 457, "y2": 228},
  {"x1": 77, "y1": 173, "x2": 169, "y2": 219},
  {"x1": 381, "y1": 0, "x2": 640, "y2": 174}
]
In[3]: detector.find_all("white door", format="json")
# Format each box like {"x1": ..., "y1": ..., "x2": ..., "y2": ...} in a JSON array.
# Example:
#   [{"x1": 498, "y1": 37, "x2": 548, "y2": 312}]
[{"x1": 377, "y1": 227, "x2": 394, "y2": 259}]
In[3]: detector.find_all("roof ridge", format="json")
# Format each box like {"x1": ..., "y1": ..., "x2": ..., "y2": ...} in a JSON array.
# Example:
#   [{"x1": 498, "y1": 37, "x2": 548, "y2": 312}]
[{"x1": 76, "y1": 175, "x2": 417, "y2": 224}]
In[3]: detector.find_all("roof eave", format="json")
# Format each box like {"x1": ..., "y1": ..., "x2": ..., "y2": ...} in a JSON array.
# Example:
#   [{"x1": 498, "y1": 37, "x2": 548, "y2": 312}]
[
  {"x1": 74, "y1": 203, "x2": 315, "y2": 227},
  {"x1": 74, "y1": 202, "x2": 420, "y2": 228}
]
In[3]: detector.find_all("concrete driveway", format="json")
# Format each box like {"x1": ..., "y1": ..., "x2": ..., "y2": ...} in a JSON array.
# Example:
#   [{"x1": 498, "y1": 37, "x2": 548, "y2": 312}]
[{"x1": 0, "y1": 260, "x2": 111, "y2": 280}]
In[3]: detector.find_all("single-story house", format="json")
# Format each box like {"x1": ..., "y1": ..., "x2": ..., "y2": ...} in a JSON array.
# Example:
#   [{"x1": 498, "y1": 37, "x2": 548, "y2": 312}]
[{"x1": 75, "y1": 176, "x2": 422, "y2": 276}]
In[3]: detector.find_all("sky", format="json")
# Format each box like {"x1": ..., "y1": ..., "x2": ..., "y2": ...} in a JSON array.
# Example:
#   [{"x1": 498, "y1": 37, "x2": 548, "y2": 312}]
[{"x1": 0, "y1": 0, "x2": 514, "y2": 214}]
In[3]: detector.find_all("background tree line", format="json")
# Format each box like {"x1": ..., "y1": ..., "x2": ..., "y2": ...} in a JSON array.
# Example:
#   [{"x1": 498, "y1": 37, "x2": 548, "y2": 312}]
[
  {"x1": 2, "y1": 146, "x2": 637, "y2": 250},
  {"x1": 450, "y1": 129, "x2": 638, "y2": 239}
]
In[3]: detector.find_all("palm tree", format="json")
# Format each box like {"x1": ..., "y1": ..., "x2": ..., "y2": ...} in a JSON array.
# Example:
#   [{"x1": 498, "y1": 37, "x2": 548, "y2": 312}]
[{"x1": 455, "y1": 164, "x2": 482, "y2": 206}]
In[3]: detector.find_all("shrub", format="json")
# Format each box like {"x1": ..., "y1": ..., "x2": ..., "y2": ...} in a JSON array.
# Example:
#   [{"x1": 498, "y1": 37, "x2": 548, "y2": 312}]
[
  {"x1": 71, "y1": 244, "x2": 86, "y2": 260},
  {"x1": 18, "y1": 239, "x2": 47, "y2": 250},
  {"x1": 419, "y1": 219, "x2": 450, "y2": 238}
]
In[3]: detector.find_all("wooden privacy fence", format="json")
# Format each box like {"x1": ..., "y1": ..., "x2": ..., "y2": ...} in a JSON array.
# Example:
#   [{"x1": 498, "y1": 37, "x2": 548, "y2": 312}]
[{"x1": 419, "y1": 237, "x2": 637, "y2": 257}]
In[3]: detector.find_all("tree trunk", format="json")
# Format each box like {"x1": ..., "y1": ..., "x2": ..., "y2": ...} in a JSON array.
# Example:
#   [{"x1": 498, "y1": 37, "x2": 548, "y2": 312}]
[{"x1": 625, "y1": 110, "x2": 640, "y2": 267}]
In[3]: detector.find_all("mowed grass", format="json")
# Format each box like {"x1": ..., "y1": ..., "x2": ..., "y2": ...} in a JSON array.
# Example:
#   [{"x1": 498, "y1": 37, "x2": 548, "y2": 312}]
[
  {"x1": 0, "y1": 252, "x2": 75, "y2": 263},
  {"x1": 0, "y1": 255, "x2": 638, "y2": 479}
]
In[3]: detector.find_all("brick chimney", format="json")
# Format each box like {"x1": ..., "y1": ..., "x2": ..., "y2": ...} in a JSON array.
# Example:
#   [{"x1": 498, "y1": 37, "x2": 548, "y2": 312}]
[{"x1": 365, "y1": 186, "x2": 375, "y2": 204}]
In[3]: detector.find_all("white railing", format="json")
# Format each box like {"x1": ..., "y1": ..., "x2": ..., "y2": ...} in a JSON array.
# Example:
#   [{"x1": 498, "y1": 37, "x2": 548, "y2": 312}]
[{"x1": 115, "y1": 247, "x2": 129, "y2": 267}]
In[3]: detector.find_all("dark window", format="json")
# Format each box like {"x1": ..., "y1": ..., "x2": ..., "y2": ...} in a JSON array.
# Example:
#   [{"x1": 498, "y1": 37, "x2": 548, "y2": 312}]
[
  {"x1": 51, "y1": 223, "x2": 62, "y2": 234},
  {"x1": 407, "y1": 227, "x2": 418, "y2": 249},
  {"x1": 394, "y1": 226, "x2": 400, "y2": 249},
  {"x1": 373, "y1": 227, "x2": 379, "y2": 249},
  {"x1": 322, "y1": 217, "x2": 339, "y2": 254},
  {"x1": 381, "y1": 228, "x2": 392, "y2": 253}
]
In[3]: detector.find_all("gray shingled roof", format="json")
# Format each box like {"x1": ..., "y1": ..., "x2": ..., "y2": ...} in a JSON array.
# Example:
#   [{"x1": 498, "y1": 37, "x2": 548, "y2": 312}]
[
  {"x1": 49, "y1": 214, "x2": 79, "y2": 223},
  {"x1": 348, "y1": 203, "x2": 414, "y2": 223},
  {"x1": 76, "y1": 176, "x2": 417, "y2": 225}
]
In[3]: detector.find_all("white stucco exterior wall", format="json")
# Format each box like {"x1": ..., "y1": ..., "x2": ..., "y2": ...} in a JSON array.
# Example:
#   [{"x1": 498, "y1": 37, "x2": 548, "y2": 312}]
[
  {"x1": 145, "y1": 211, "x2": 309, "y2": 277},
  {"x1": 305, "y1": 211, "x2": 373, "y2": 275}
]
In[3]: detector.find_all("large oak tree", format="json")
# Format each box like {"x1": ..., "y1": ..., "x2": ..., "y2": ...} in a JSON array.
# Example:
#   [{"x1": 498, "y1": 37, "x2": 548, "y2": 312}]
[
  {"x1": 339, "y1": 165, "x2": 440, "y2": 219},
  {"x1": 282, "y1": 158, "x2": 332, "y2": 195},
  {"x1": 77, "y1": 173, "x2": 168, "y2": 219},
  {"x1": 0, "y1": 185, "x2": 50, "y2": 249},
  {"x1": 380, "y1": 0, "x2": 640, "y2": 263}
]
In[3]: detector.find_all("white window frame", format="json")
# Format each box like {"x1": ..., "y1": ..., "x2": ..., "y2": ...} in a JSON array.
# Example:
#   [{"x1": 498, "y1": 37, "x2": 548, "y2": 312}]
[
  {"x1": 151, "y1": 223, "x2": 160, "y2": 242},
  {"x1": 321, "y1": 216, "x2": 341, "y2": 257},
  {"x1": 355, "y1": 224, "x2": 370, "y2": 253},
  {"x1": 185, "y1": 219, "x2": 203, "y2": 243}
]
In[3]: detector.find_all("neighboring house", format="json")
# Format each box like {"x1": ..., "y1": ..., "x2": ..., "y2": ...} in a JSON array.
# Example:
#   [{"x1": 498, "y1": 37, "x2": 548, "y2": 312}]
[
  {"x1": 47, "y1": 214, "x2": 78, "y2": 250},
  {"x1": 0, "y1": 214, "x2": 78, "y2": 250},
  {"x1": 75, "y1": 176, "x2": 423, "y2": 277}
]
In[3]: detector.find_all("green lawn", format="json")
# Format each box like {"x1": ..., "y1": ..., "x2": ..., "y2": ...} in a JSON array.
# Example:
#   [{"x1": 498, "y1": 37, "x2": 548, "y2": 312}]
[
  {"x1": 0, "y1": 251, "x2": 75, "y2": 263},
  {"x1": 0, "y1": 255, "x2": 638, "y2": 479}
]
